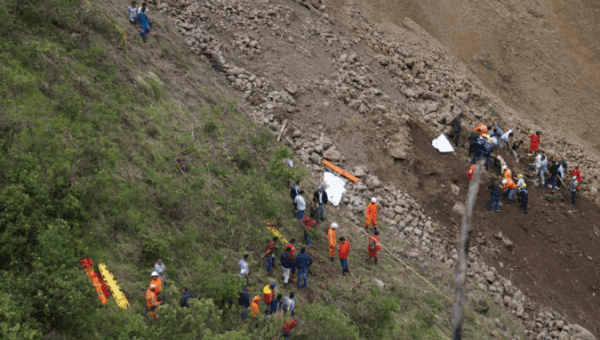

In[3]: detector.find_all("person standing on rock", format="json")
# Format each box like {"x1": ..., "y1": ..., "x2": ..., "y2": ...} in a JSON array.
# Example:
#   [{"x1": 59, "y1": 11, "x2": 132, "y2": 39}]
[
  {"x1": 488, "y1": 180, "x2": 502, "y2": 212},
  {"x1": 482, "y1": 136, "x2": 495, "y2": 170},
  {"x1": 338, "y1": 237, "x2": 350, "y2": 275},
  {"x1": 545, "y1": 160, "x2": 559, "y2": 192},
  {"x1": 569, "y1": 176, "x2": 579, "y2": 206},
  {"x1": 367, "y1": 230, "x2": 382, "y2": 264},
  {"x1": 531, "y1": 154, "x2": 547, "y2": 187},
  {"x1": 328, "y1": 222, "x2": 338, "y2": 261},
  {"x1": 451, "y1": 113, "x2": 462, "y2": 147},
  {"x1": 313, "y1": 185, "x2": 328, "y2": 222},
  {"x1": 517, "y1": 183, "x2": 529, "y2": 214},
  {"x1": 365, "y1": 197, "x2": 378, "y2": 232},
  {"x1": 511, "y1": 139, "x2": 524, "y2": 163},
  {"x1": 527, "y1": 131, "x2": 541, "y2": 155}
]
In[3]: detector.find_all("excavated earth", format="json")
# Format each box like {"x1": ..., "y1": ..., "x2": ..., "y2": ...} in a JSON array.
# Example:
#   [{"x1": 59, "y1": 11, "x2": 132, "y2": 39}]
[{"x1": 142, "y1": 0, "x2": 600, "y2": 337}]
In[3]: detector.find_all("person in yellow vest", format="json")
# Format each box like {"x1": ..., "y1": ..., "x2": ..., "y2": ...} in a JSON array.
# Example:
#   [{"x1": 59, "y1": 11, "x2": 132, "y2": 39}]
[{"x1": 328, "y1": 222, "x2": 338, "y2": 261}]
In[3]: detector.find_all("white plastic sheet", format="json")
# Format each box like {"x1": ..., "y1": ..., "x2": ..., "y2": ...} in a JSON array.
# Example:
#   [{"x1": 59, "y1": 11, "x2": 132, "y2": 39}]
[
  {"x1": 323, "y1": 171, "x2": 347, "y2": 206},
  {"x1": 432, "y1": 134, "x2": 455, "y2": 153}
]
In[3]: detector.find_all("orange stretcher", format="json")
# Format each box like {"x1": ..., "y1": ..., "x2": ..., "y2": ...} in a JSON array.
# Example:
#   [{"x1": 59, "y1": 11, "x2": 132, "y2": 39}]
[{"x1": 322, "y1": 160, "x2": 359, "y2": 183}]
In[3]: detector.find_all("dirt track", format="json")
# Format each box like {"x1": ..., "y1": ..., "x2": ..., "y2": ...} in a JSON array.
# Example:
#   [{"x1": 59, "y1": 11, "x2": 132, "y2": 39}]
[{"x1": 371, "y1": 122, "x2": 600, "y2": 335}]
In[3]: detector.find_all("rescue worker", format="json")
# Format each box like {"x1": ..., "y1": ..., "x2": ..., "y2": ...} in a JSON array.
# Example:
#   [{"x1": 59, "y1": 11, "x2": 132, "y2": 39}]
[
  {"x1": 517, "y1": 183, "x2": 529, "y2": 214},
  {"x1": 180, "y1": 287, "x2": 193, "y2": 308},
  {"x1": 488, "y1": 180, "x2": 502, "y2": 212},
  {"x1": 250, "y1": 296, "x2": 260, "y2": 318},
  {"x1": 150, "y1": 271, "x2": 163, "y2": 301},
  {"x1": 282, "y1": 317, "x2": 297, "y2": 340},
  {"x1": 238, "y1": 254, "x2": 250, "y2": 286},
  {"x1": 569, "y1": 176, "x2": 579, "y2": 206},
  {"x1": 527, "y1": 131, "x2": 541, "y2": 155},
  {"x1": 482, "y1": 135, "x2": 494, "y2": 170},
  {"x1": 271, "y1": 294, "x2": 283, "y2": 315},
  {"x1": 338, "y1": 237, "x2": 350, "y2": 276},
  {"x1": 365, "y1": 197, "x2": 378, "y2": 232},
  {"x1": 328, "y1": 222, "x2": 338, "y2": 261},
  {"x1": 280, "y1": 248, "x2": 293, "y2": 288},
  {"x1": 284, "y1": 239, "x2": 296, "y2": 282},
  {"x1": 470, "y1": 134, "x2": 487, "y2": 164},
  {"x1": 511, "y1": 140, "x2": 524, "y2": 163},
  {"x1": 532, "y1": 154, "x2": 547, "y2": 187},
  {"x1": 283, "y1": 293, "x2": 296, "y2": 317},
  {"x1": 556, "y1": 159, "x2": 567, "y2": 189},
  {"x1": 262, "y1": 237, "x2": 278, "y2": 275},
  {"x1": 313, "y1": 185, "x2": 328, "y2": 222},
  {"x1": 516, "y1": 174, "x2": 525, "y2": 190},
  {"x1": 467, "y1": 162, "x2": 476, "y2": 181},
  {"x1": 367, "y1": 230, "x2": 382, "y2": 264},
  {"x1": 502, "y1": 165, "x2": 513, "y2": 183},
  {"x1": 263, "y1": 282, "x2": 277, "y2": 315},
  {"x1": 293, "y1": 248, "x2": 313, "y2": 290},
  {"x1": 145, "y1": 285, "x2": 162, "y2": 319},
  {"x1": 451, "y1": 113, "x2": 462, "y2": 147},
  {"x1": 570, "y1": 166, "x2": 582, "y2": 191},
  {"x1": 475, "y1": 123, "x2": 488, "y2": 137},
  {"x1": 545, "y1": 160, "x2": 559, "y2": 191},
  {"x1": 502, "y1": 178, "x2": 517, "y2": 204},
  {"x1": 499, "y1": 130, "x2": 513, "y2": 150},
  {"x1": 239, "y1": 287, "x2": 250, "y2": 319},
  {"x1": 468, "y1": 131, "x2": 479, "y2": 158}
]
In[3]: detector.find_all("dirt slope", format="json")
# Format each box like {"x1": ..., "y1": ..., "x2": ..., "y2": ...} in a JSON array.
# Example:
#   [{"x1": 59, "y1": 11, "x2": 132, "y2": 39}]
[{"x1": 332, "y1": 0, "x2": 600, "y2": 156}]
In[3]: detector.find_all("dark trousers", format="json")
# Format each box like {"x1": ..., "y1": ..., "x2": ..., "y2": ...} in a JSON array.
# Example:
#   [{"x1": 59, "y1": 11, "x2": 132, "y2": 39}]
[
  {"x1": 340, "y1": 259, "x2": 348, "y2": 273},
  {"x1": 571, "y1": 191, "x2": 576, "y2": 205},
  {"x1": 454, "y1": 130, "x2": 460, "y2": 146},
  {"x1": 490, "y1": 195, "x2": 500, "y2": 211}
]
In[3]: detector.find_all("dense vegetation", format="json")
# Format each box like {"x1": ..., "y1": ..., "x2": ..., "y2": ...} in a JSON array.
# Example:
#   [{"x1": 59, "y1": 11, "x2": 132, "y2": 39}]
[{"x1": 0, "y1": 1, "x2": 523, "y2": 339}]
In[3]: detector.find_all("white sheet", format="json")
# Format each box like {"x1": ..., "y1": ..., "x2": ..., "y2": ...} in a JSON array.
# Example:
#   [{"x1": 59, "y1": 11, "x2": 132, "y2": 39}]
[
  {"x1": 323, "y1": 171, "x2": 347, "y2": 206},
  {"x1": 432, "y1": 134, "x2": 455, "y2": 153}
]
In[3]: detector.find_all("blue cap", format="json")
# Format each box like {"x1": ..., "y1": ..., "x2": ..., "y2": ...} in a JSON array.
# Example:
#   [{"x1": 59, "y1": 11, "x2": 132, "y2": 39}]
[
  {"x1": 269, "y1": 282, "x2": 277, "y2": 288},
  {"x1": 318, "y1": 185, "x2": 324, "y2": 191}
]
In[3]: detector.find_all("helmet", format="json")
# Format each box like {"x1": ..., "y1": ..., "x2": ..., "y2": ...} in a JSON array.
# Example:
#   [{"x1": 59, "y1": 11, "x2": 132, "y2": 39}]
[
  {"x1": 331, "y1": 222, "x2": 338, "y2": 229},
  {"x1": 371, "y1": 197, "x2": 377, "y2": 203},
  {"x1": 151, "y1": 271, "x2": 159, "y2": 277},
  {"x1": 501, "y1": 165, "x2": 507, "y2": 172},
  {"x1": 502, "y1": 179, "x2": 507, "y2": 185},
  {"x1": 522, "y1": 183, "x2": 527, "y2": 188},
  {"x1": 482, "y1": 133, "x2": 488, "y2": 138},
  {"x1": 318, "y1": 185, "x2": 324, "y2": 191},
  {"x1": 518, "y1": 174, "x2": 523, "y2": 179}
]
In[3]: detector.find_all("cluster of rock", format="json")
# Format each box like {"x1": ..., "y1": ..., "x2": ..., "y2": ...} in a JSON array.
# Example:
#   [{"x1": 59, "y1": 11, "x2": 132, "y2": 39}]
[{"x1": 151, "y1": 0, "x2": 597, "y2": 338}]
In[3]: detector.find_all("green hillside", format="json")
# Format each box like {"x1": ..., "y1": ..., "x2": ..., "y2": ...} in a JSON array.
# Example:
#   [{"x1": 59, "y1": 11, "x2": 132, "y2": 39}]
[{"x1": 0, "y1": 1, "x2": 523, "y2": 339}]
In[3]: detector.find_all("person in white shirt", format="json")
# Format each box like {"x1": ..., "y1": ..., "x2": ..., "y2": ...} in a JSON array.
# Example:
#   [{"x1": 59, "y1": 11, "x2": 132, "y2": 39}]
[
  {"x1": 126, "y1": 1, "x2": 138, "y2": 25},
  {"x1": 516, "y1": 174, "x2": 525, "y2": 189},
  {"x1": 532, "y1": 154, "x2": 547, "y2": 187},
  {"x1": 154, "y1": 258, "x2": 167, "y2": 284},
  {"x1": 499, "y1": 130, "x2": 513, "y2": 150},
  {"x1": 294, "y1": 191, "x2": 306, "y2": 222},
  {"x1": 238, "y1": 254, "x2": 250, "y2": 286}
]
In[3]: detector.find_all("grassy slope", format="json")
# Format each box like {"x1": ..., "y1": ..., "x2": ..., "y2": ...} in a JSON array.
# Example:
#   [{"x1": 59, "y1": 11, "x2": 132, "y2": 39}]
[{"x1": 0, "y1": 1, "x2": 523, "y2": 339}]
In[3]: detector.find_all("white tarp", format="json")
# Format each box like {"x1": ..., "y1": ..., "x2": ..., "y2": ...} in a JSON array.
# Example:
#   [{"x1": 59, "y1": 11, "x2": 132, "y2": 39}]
[
  {"x1": 323, "y1": 171, "x2": 347, "y2": 206},
  {"x1": 432, "y1": 134, "x2": 455, "y2": 153}
]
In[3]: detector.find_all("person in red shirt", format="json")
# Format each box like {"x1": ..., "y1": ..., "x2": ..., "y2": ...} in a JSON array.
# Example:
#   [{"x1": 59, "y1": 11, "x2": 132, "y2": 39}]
[
  {"x1": 338, "y1": 237, "x2": 350, "y2": 276},
  {"x1": 467, "y1": 163, "x2": 476, "y2": 181},
  {"x1": 527, "y1": 131, "x2": 541, "y2": 154},
  {"x1": 262, "y1": 237, "x2": 278, "y2": 275},
  {"x1": 284, "y1": 239, "x2": 296, "y2": 282},
  {"x1": 282, "y1": 317, "x2": 297, "y2": 340},
  {"x1": 367, "y1": 230, "x2": 383, "y2": 264},
  {"x1": 570, "y1": 166, "x2": 582, "y2": 190}
]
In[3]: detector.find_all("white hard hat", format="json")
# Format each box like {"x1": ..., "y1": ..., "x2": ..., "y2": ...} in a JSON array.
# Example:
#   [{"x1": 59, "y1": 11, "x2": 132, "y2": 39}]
[
  {"x1": 371, "y1": 197, "x2": 377, "y2": 203},
  {"x1": 151, "y1": 271, "x2": 159, "y2": 277},
  {"x1": 502, "y1": 179, "x2": 507, "y2": 185},
  {"x1": 331, "y1": 222, "x2": 338, "y2": 229},
  {"x1": 501, "y1": 165, "x2": 507, "y2": 172}
]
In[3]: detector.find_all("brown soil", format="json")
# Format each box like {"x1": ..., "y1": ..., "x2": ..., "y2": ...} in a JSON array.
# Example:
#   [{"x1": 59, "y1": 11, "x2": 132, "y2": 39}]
[{"x1": 373, "y1": 121, "x2": 600, "y2": 334}]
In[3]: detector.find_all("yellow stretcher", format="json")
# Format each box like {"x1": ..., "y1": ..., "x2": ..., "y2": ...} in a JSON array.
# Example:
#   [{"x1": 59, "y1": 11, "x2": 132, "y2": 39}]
[{"x1": 98, "y1": 264, "x2": 130, "y2": 310}]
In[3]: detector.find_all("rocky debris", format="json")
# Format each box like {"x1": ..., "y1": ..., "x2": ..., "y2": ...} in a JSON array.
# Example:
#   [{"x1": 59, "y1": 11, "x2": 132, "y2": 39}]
[
  {"x1": 450, "y1": 183, "x2": 460, "y2": 196},
  {"x1": 452, "y1": 202, "x2": 465, "y2": 215},
  {"x1": 563, "y1": 325, "x2": 597, "y2": 340},
  {"x1": 323, "y1": 148, "x2": 342, "y2": 162}
]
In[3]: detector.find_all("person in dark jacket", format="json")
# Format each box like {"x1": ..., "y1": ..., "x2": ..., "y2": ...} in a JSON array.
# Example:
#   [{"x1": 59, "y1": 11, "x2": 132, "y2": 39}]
[
  {"x1": 313, "y1": 185, "x2": 329, "y2": 222},
  {"x1": 468, "y1": 131, "x2": 479, "y2": 158},
  {"x1": 290, "y1": 180, "x2": 301, "y2": 210},
  {"x1": 293, "y1": 248, "x2": 313, "y2": 290},
  {"x1": 270, "y1": 294, "x2": 283, "y2": 315},
  {"x1": 517, "y1": 184, "x2": 529, "y2": 214},
  {"x1": 239, "y1": 288, "x2": 250, "y2": 319},
  {"x1": 180, "y1": 287, "x2": 193, "y2": 308},
  {"x1": 488, "y1": 180, "x2": 502, "y2": 212},
  {"x1": 482, "y1": 138, "x2": 494, "y2": 170},
  {"x1": 280, "y1": 248, "x2": 293, "y2": 288},
  {"x1": 544, "y1": 160, "x2": 559, "y2": 191},
  {"x1": 451, "y1": 114, "x2": 462, "y2": 147}
]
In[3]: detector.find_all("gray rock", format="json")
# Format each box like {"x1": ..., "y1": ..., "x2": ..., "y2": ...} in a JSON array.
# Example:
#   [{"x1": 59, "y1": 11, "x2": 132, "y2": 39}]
[
  {"x1": 394, "y1": 205, "x2": 404, "y2": 214},
  {"x1": 450, "y1": 183, "x2": 460, "y2": 196},
  {"x1": 484, "y1": 271, "x2": 496, "y2": 282},
  {"x1": 292, "y1": 129, "x2": 302, "y2": 138},
  {"x1": 353, "y1": 166, "x2": 366, "y2": 178},
  {"x1": 564, "y1": 324, "x2": 597, "y2": 340},
  {"x1": 285, "y1": 83, "x2": 298, "y2": 95},
  {"x1": 558, "y1": 331, "x2": 569, "y2": 340},
  {"x1": 323, "y1": 148, "x2": 341, "y2": 162},
  {"x1": 452, "y1": 202, "x2": 465, "y2": 215},
  {"x1": 503, "y1": 237, "x2": 514, "y2": 250}
]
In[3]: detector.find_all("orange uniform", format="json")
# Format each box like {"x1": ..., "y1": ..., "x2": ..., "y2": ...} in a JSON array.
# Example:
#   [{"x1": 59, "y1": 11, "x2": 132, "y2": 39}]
[
  {"x1": 475, "y1": 124, "x2": 488, "y2": 137},
  {"x1": 365, "y1": 203, "x2": 378, "y2": 228},
  {"x1": 328, "y1": 227, "x2": 337, "y2": 258},
  {"x1": 503, "y1": 168, "x2": 513, "y2": 182},
  {"x1": 467, "y1": 164, "x2": 476, "y2": 181},
  {"x1": 367, "y1": 234, "x2": 382, "y2": 258},
  {"x1": 250, "y1": 296, "x2": 260, "y2": 317},
  {"x1": 502, "y1": 179, "x2": 517, "y2": 191},
  {"x1": 149, "y1": 277, "x2": 163, "y2": 295},
  {"x1": 145, "y1": 289, "x2": 160, "y2": 318}
]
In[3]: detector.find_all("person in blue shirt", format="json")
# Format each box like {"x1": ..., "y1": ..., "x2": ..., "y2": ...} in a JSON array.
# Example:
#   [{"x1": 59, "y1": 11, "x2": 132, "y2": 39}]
[
  {"x1": 138, "y1": 7, "x2": 151, "y2": 43},
  {"x1": 180, "y1": 287, "x2": 193, "y2": 308},
  {"x1": 270, "y1": 294, "x2": 283, "y2": 315},
  {"x1": 293, "y1": 248, "x2": 313, "y2": 289},
  {"x1": 238, "y1": 288, "x2": 250, "y2": 319},
  {"x1": 283, "y1": 293, "x2": 296, "y2": 317}
]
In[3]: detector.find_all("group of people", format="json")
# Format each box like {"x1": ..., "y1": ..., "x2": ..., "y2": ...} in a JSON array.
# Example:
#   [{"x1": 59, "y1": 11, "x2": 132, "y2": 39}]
[
  {"x1": 458, "y1": 120, "x2": 583, "y2": 214},
  {"x1": 126, "y1": 1, "x2": 153, "y2": 43},
  {"x1": 144, "y1": 258, "x2": 169, "y2": 318}
]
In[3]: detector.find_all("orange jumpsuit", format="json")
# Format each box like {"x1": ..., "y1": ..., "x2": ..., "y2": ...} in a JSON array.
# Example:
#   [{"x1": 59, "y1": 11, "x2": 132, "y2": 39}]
[
  {"x1": 467, "y1": 164, "x2": 476, "y2": 181},
  {"x1": 365, "y1": 203, "x2": 378, "y2": 228},
  {"x1": 145, "y1": 289, "x2": 160, "y2": 318},
  {"x1": 475, "y1": 124, "x2": 488, "y2": 137},
  {"x1": 367, "y1": 234, "x2": 382, "y2": 258},
  {"x1": 327, "y1": 227, "x2": 337, "y2": 258},
  {"x1": 250, "y1": 296, "x2": 260, "y2": 317},
  {"x1": 503, "y1": 169, "x2": 513, "y2": 182},
  {"x1": 149, "y1": 277, "x2": 163, "y2": 295}
]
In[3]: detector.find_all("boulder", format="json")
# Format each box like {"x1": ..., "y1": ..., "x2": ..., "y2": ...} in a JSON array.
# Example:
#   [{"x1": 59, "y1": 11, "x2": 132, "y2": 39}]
[
  {"x1": 563, "y1": 324, "x2": 597, "y2": 340},
  {"x1": 323, "y1": 148, "x2": 341, "y2": 162},
  {"x1": 353, "y1": 166, "x2": 366, "y2": 178},
  {"x1": 452, "y1": 202, "x2": 465, "y2": 215},
  {"x1": 450, "y1": 183, "x2": 460, "y2": 196}
]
